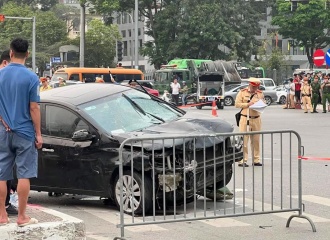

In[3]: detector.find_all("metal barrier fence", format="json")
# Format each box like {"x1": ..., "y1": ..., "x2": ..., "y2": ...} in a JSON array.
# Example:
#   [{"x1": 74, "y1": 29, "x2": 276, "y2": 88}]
[{"x1": 114, "y1": 130, "x2": 315, "y2": 240}]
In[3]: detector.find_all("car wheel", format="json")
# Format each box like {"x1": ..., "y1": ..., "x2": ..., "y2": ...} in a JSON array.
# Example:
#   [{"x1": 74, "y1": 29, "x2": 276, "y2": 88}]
[
  {"x1": 216, "y1": 100, "x2": 224, "y2": 109},
  {"x1": 224, "y1": 96, "x2": 234, "y2": 106},
  {"x1": 279, "y1": 96, "x2": 286, "y2": 105},
  {"x1": 48, "y1": 192, "x2": 53, "y2": 197},
  {"x1": 114, "y1": 170, "x2": 152, "y2": 215},
  {"x1": 264, "y1": 96, "x2": 272, "y2": 106}
]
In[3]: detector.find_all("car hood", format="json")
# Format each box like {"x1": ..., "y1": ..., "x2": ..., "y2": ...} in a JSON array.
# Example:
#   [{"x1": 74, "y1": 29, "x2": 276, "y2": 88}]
[{"x1": 112, "y1": 112, "x2": 234, "y2": 150}]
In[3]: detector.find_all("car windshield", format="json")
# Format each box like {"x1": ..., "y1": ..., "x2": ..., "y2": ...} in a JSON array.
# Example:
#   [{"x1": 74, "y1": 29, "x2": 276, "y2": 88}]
[{"x1": 79, "y1": 89, "x2": 184, "y2": 134}]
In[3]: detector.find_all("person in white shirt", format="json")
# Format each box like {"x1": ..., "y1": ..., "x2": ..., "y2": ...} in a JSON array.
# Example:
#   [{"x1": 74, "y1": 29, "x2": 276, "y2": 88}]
[{"x1": 170, "y1": 78, "x2": 181, "y2": 106}]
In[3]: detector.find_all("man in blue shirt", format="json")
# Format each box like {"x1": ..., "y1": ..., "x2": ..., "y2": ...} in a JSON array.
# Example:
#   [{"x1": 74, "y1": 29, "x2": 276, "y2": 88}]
[
  {"x1": 0, "y1": 50, "x2": 19, "y2": 216},
  {"x1": 0, "y1": 38, "x2": 42, "y2": 226}
]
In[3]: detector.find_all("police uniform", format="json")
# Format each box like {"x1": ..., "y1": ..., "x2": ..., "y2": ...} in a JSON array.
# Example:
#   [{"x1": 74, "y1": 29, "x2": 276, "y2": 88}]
[
  {"x1": 321, "y1": 80, "x2": 330, "y2": 113},
  {"x1": 311, "y1": 80, "x2": 321, "y2": 113},
  {"x1": 235, "y1": 78, "x2": 265, "y2": 167},
  {"x1": 301, "y1": 80, "x2": 312, "y2": 113}
]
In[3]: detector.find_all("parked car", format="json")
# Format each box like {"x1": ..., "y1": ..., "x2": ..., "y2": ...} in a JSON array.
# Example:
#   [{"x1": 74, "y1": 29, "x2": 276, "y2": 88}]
[
  {"x1": 275, "y1": 86, "x2": 287, "y2": 104},
  {"x1": 32, "y1": 84, "x2": 243, "y2": 214},
  {"x1": 120, "y1": 80, "x2": 159, "y2": 97},
  {"x1": 241, "y1": 78, "x2": 276, "y2": 90},
  {"x1": 224, "y1": 84, "x2": 277, "y2": 106}
]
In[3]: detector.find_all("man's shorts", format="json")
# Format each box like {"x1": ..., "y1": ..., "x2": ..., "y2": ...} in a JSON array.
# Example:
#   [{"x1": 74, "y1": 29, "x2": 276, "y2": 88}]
[{"x1": 0, "y1": 123, "x2": 38, "y2": 181}]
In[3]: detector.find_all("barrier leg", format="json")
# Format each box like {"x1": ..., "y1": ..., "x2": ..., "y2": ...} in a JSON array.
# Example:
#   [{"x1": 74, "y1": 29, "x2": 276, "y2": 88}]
[
  {"x1": 113, "y1": 237, "x2": 127, "y2": 240},
  {"x1": 286, "y1": 214, "x2": 316, "y2": 232}
]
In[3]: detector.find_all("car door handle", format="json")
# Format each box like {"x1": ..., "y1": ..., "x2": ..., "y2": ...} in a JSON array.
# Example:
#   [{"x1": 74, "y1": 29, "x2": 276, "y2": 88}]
[{"x1": 42, "y1": 148, "x2": 55, "y2": 152}]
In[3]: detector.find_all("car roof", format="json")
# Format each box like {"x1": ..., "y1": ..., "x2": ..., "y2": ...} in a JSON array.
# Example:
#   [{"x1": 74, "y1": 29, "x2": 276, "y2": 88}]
[{"x1": 40, "y1": 83, "x2": 130, "y2": 106}]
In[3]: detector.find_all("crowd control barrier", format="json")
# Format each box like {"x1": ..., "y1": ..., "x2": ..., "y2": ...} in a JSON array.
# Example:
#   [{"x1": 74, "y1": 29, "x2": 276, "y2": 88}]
[{"x1": 113, "y1": 130, "x2": 315, "y2": 240}]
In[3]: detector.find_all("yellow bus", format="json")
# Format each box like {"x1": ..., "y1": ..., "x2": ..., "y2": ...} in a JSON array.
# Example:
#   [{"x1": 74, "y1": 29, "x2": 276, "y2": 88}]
[{"x1": 51, "y1": 67, "x2": 144, "y2": 83}]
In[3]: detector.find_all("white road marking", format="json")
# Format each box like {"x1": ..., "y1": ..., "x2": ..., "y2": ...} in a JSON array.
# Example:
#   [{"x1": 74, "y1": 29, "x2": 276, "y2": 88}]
[
  {"x1": 293, "y1": 195, "x2": 330, "y2": 207},
  {"x1": 242, "y1": 198, "x2": 330, "y2": 223},
  {"x1": 200, "y1": 218, "x2": 250, "y2": 227}
]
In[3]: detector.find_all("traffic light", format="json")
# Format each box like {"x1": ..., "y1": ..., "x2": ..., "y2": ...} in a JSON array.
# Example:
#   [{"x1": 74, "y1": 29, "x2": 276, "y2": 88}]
[
  {"x1": 117, "y1": 41, "x2": 123, "y2": 62},
  {"x1": 0, "y1": 14, "x2": 5, "y2": 22}
]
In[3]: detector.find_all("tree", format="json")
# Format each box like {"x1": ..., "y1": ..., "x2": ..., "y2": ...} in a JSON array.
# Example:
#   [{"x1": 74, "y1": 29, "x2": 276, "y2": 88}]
[
  {"x1": 89, "y1": 0, "x2": 269, "y2": 68},
  {"x1": 0, "y1": 2, "x2": 68, "y2": 70},
  {"x1": 272, "y1": 0, "x2": 330, "y2": 67},
  {"x1": 69, "y1": 19, "x2": 120, "y2": 67},
  {"x1": 51, "y1": 4, "x2": 81, "y2": 33}
]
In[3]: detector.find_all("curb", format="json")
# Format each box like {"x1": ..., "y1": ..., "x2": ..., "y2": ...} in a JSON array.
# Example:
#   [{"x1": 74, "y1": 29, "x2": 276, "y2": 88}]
[{"x1": 0, "y1": 207, "x2": 85, "y2": 240}]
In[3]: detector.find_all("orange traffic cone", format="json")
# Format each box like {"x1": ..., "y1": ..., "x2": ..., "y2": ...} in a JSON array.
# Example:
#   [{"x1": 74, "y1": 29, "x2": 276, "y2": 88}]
[{"x1": 211, "y1": 100, "x2": 218, "y2": 117}]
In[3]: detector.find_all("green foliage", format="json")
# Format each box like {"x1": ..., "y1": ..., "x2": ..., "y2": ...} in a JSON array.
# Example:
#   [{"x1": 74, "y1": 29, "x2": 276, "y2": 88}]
[
  {"x1": 69, "y1": 19, "x2": 120, "y2": 67},
  {"x1": 0, "y1": 2, "x2": 68, "y2": 70},
  {"x1": 272, "y1": 0, "x2": 330, "y2": 66},
  {"x1": 89, "y1": 0, "x2": 267, "y2": 68}
]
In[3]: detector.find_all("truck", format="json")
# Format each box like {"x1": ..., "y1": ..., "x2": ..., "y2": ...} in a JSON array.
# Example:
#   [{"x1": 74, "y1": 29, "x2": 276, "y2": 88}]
[{"x1": 154, "y1": 59, "x2": 242, "y2": 109}]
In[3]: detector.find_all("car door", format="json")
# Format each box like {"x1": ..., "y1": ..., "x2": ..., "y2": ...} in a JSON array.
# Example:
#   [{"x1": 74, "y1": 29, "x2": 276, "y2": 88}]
[{"x1": 34, "y1": 104, "x2": 105, "y2": 192}]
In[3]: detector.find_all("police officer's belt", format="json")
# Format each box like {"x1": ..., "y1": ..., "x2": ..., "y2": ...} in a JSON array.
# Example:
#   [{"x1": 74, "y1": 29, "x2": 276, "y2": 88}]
[{"x1": 240, "y1": 114, "x2": 259, "y2": 119}]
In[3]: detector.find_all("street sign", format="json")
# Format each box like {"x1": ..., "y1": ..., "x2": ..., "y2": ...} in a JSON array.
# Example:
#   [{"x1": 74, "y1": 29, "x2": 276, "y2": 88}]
[
  {"x1": 313, "y1": 49, "x2": 325, "y2": 67},
  {"x1": 51, "y1": 57, "x2": 61, "y2": 63},
  {"x1": 0, "y1": 14, "x2": 5, "y2": 22},
  {"x1": 325, "y1": 49, "x2": 330, "y2": 66}
]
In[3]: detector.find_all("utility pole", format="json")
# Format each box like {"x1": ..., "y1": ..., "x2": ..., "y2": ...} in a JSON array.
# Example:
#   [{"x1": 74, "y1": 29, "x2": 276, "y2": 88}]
[
  {"x1": 80, "y1": 2, "x2": 86, "y2": 67},
  {"x1": 134, "y1": 0, "x2": 139, "y2": 69}
]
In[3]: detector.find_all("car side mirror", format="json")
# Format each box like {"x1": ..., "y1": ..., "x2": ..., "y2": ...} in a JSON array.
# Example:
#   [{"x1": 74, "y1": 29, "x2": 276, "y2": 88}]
[{"x1": 72, "y1": 129, "x2": 94, "y2": 141}]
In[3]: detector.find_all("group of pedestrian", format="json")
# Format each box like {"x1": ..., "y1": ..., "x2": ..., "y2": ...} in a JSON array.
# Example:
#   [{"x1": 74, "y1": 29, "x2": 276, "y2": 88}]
[
  {"x1": 0, "y1": 38, "x2": 42, "y2": 226},
  {"x1": 284, "y1": 71, "x2": 330, "y2": 113}
]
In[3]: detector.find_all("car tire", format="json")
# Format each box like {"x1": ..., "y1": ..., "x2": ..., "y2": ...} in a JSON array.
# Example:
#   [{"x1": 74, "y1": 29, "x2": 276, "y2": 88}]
[
  {"x1": 264, "y1": 96, "x2": 272, "y2": 106},
  {"x1": 224, "y1": 96, "x2": 234, "y2": 106},
  {"x1": 216, "y1": 100, "x2": 224, "y2": 109},
  {"x1": 279, "y1": 96, "x2": 286, "y2": 105},
  {"x1": 114, "y1": 170, "x2": 152, "y2": 215}
]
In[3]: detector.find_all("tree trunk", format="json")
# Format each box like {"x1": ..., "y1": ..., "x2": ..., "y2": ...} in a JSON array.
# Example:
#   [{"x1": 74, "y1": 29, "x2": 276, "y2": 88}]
[{"x1": 306, "y1": 47, "x2": 314, "y2": 69}]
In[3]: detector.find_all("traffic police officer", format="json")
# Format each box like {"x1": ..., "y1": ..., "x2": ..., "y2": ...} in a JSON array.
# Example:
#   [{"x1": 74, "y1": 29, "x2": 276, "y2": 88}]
[
  {"x1": 311, "y1": 75, "x2": 321, "y2": 113},
  {"x1": 321, "y1": 76, "x2": 330, "y2": 113},
  {"x1": 301, "y1": 77, "x2": 312, "y2": 113},
  {"x1": 235, "y1": 78, "x2": 265, "y2": 167}
]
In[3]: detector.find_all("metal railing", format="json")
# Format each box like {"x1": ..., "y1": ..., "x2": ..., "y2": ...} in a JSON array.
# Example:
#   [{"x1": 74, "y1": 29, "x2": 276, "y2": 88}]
[{"x1": 114, "y1": 130, "x2": 315, "y2": 240}]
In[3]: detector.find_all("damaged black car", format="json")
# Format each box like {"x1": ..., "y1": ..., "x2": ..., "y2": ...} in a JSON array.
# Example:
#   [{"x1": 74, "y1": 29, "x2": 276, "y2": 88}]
[{"x1": 33, "y1": 84, "x2": 243, "y2": 214}]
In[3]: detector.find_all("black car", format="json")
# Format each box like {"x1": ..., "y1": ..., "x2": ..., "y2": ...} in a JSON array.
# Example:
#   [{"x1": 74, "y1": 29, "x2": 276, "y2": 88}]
[{"x1": 33, "y1": 84, "x2": 243, "y2": 214}]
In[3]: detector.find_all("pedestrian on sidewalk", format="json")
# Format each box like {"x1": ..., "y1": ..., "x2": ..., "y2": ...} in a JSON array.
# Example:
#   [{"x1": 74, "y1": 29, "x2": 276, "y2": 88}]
[
  {"x1": 0, "y1": 50, "x2": 19, "y2": 216},
  {"x1": 0, "y1": 38, "x2": 42, "y2": 226}
]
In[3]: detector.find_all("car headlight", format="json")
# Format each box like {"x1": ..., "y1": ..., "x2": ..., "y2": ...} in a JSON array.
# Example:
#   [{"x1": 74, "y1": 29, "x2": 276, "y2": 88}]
[{"x1": 230, "y1": 135, "x2": 243, "y2": 151}]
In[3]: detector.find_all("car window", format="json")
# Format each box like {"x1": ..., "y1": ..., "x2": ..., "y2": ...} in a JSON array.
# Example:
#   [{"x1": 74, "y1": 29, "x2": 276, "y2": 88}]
[
  {"x1": 259, "y1": 86, "x2": 265, "y2": 90},
  {"x1": 69, "y1": 74, "x2": 79, "y2": 81},
  {"x1": 44, "y1": 105, "x2": 89, "y2": 138},
  {"x1": 264, "y1": 80, "x2": 274, "y2": 87}
]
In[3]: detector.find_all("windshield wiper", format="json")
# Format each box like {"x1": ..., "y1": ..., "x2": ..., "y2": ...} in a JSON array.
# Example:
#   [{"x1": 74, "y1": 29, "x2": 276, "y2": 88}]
[
  {"x1": 145, "y1": 112, "x2": 165, "y2": 123},
  {"x1": 122, "y1": 93, "x2": 146, "y2": 115}
]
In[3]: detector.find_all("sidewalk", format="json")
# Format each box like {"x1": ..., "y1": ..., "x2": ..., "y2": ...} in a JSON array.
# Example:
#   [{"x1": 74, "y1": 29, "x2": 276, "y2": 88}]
[{"x1": 0, "y1": 204, "x2": 85, "y2": 240}]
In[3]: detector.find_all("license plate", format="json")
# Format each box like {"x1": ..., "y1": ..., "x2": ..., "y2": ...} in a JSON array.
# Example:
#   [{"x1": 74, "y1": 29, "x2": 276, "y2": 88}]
[{"x1": 208, "y1": 97, "x2": 215, "y2": 101}]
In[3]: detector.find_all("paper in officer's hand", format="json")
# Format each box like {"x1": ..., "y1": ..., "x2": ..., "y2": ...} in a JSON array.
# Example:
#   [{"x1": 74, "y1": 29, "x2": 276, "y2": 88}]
[{"x1": 249, "y1": 99, "x2": 267, "y2": 113}]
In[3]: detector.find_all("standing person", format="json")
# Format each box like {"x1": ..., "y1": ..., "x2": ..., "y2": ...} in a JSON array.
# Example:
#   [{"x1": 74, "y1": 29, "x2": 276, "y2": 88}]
[
  {"x1": 283, "y1": 78, "x2": 292, "y2": 109},
  {"x1": 57, "y1": 77, "x2": 66, "y2": 87},
  {"x1": 301, "y1": 77, "x2": 312, "y2": 113},
  {"x1": 0, "y1": 50, "x2": 18, "y2": 216},
  {"x1": 289, "y1": 78, "x2": 296, "y2": 109},
  {"x1": 40, "y1": 77, "x2": 52, "y2": 92},
  {"x1": 293, "y1": 74, "x2": 302, "y2": 106},
  {"x1": 180, "y1": 81, "x2": 188, "y2": 106},
  {"x1": 321, "y1": 76, "x2": 330, "y2": 113},
  {"x1": 235, "y1": 78, "x2": 265, "y2": 167},
  {"x1": 170, "y1": 78, "x2": 181, "y2": 106},
  {"x1": 0, "y1": 38, "x2": 42, "y2": 226},
  {"x1": 311, "y1": 75, "x2": 321, "y2": 113}
]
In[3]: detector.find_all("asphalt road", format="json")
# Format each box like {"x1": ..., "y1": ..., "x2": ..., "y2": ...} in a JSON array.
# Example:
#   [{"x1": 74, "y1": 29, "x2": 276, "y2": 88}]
[{"x1": 27, "y1": 104, "x2": 330, "y2": 240}]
